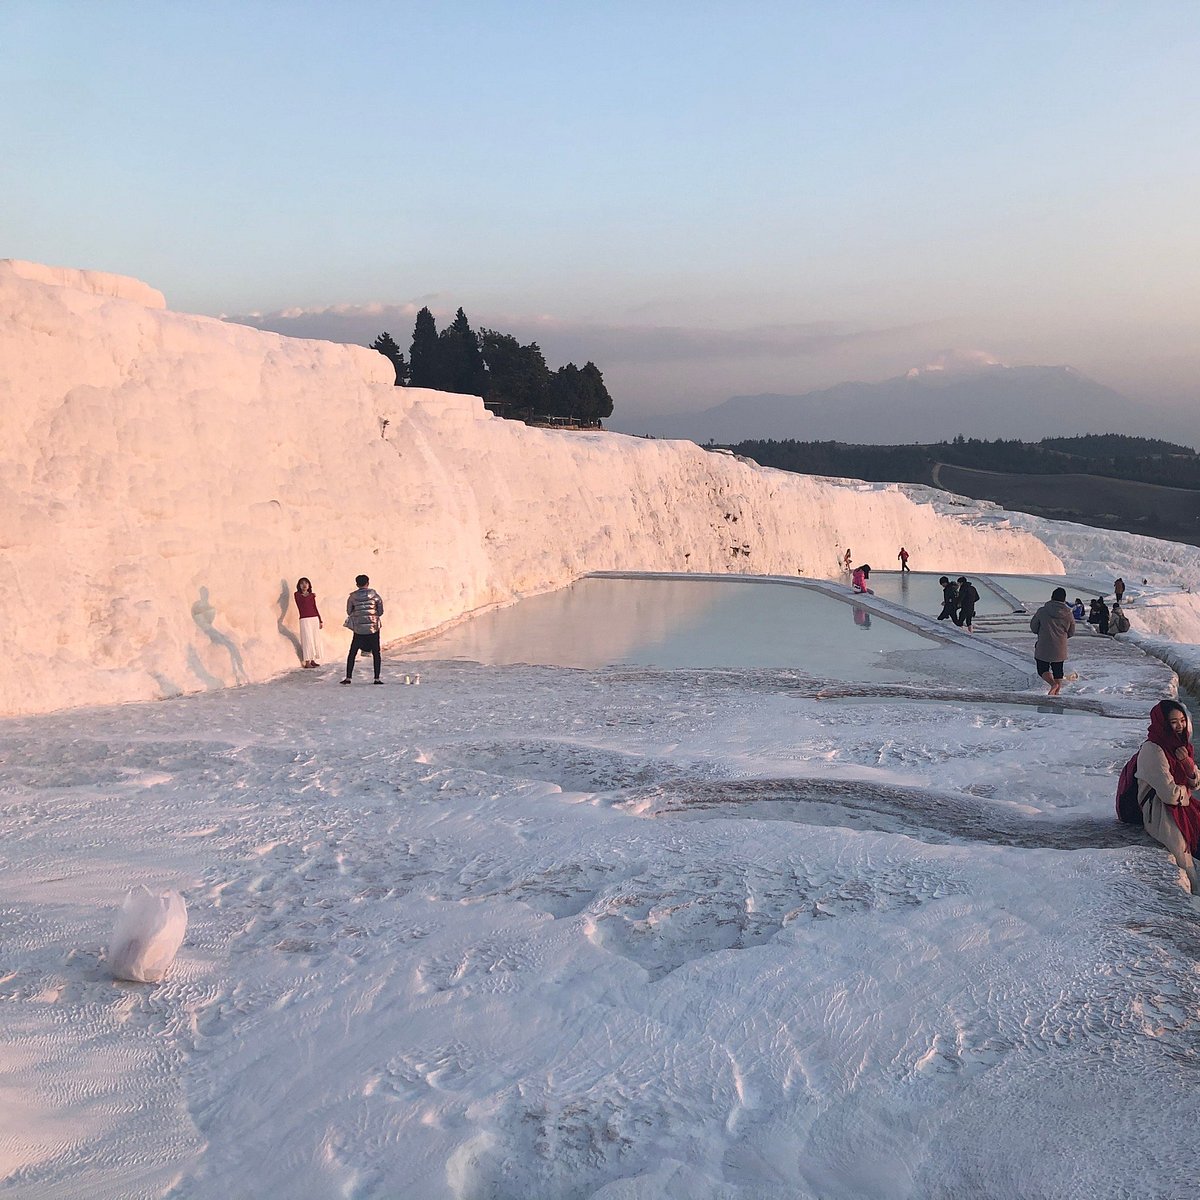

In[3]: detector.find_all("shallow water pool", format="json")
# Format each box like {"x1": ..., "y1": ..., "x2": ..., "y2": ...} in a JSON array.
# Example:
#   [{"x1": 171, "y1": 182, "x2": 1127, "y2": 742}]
[
  {"x1": 868, "y1": 571, "x2": 1013, "y2": 616},
  {"x1": 989, "y1": 574, "x2": 1107, "y2": 605},
  {"x1": 403, "y1": 576, "x2": 955, "y2": 682}
]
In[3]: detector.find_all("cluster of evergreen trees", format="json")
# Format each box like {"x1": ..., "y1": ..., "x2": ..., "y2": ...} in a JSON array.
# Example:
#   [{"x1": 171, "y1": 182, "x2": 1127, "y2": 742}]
[
  {"x1": 370, "y1": 307, "x2": 613, "y2": 425},
  {"x1": 726, "y1": 434, "x2": 1200, "y2": 490}
]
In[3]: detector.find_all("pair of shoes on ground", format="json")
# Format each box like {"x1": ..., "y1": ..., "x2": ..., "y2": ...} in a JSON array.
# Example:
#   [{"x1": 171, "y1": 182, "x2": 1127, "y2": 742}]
[
  {"x1": 340, "y1": 678, "x2": 384, "y2": 685},
  {"x1": 302, "y1": 661, "x2": 320, "y2": 669}
]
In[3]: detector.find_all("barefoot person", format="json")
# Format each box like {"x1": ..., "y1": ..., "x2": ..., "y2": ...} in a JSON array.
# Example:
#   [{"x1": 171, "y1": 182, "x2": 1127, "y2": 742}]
[
  {"x1": 342, "y1": 574, "x2": 385, "y2": 685},
  {"x1": 955, "y1": 576, "x2": 979, "y2": 633},
  {"x1": 1137, "y1": 699, "x2": 1200, "y2": 894},
  {"x1": 294, "y1": 577, "x2": 324, "y2": 669},
  {"x1": 851, "y1": 564, "x2": 873, "y2": 594},
  {"x1": 1029, "y1": 586, "x2": 1075, "y2": 696}
]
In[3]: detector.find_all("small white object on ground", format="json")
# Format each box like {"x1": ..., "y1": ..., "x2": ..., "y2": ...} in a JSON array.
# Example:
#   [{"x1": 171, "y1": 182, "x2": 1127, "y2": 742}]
[{"x1": 106, "y1": 886, "x2": 188, "y2": 983}]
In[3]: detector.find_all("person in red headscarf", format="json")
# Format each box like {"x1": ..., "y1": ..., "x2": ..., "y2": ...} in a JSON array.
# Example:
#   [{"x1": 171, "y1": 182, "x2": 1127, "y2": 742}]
[{"x1": 1137, "y1": 699, "x2": 1200, "y2": 892}]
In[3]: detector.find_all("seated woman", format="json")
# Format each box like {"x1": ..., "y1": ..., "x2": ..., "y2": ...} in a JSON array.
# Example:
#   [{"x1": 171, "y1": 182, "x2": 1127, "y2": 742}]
[
  {"x1": 851, "y1": 564, "x2": 873, "y2": 594},
  {"x1": 1137, "y1": 699, "x2": 1200, "y2": 894}
]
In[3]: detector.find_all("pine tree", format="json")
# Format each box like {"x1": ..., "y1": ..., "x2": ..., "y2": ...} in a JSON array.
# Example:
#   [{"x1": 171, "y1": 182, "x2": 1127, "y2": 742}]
[
  {"x1": 577, "y1": 362, "x2": 614, "y2": 423},
  {"x1": 479, "y1": 330, "x2": 551, "y2": 417},
  {"x1": 408, "y1": 307, "x2": 439, "y2": 388},
  {"x1": 548, "y1": 363, "x2": 582, "y2": 419},
  {"x1": 370, "y1": 332, "x2": 409, "y2": 386},
  {"x1": 436, "y1": 308, "x2": 487, "y2": 396},
  {"x1": 547, "y1": 361, "x2": 613, "y2": 423}
]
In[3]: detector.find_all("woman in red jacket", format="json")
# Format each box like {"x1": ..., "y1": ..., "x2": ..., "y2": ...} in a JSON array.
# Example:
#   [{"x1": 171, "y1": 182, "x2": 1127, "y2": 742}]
[
  {"x1": 294, "y1": 577, "x2": 324, "y2": 669},
  {"x1": 1137, "y1": 699, "x2": 1200, "y2": 893}
]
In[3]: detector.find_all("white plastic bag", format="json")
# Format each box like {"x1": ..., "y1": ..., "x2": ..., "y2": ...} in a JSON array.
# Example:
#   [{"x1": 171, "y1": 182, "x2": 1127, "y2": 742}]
[{"x1": 107, "y1": 886, "x2": 188, "y2": 983}]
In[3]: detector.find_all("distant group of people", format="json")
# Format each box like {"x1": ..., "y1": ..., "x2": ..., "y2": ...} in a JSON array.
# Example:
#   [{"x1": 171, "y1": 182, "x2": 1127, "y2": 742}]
[
  {"x1": 1067, "y1": 588, "x2": 1131, "y2": 638},
  {"x1": 842, "y1": 545, "x2": 911, "y2": 580},
  {"x1": 291, "y1": 574, "x2": 387, "y2": 684},
  {"x1": 1031, "y1": 576, "x2": 1136, "y2": 697},
  {"x1": 936, "y1": 576, "x2": 980, "y2": 633},
  {"x1": 833, "y1": 555, "x2": 1198, "y2": 895}
]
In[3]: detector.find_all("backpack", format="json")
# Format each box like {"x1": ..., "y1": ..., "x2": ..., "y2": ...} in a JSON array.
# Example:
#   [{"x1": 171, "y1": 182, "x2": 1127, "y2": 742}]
[{"x1": 1115, "y1": 749, "x2": 1150, "y2": 824}]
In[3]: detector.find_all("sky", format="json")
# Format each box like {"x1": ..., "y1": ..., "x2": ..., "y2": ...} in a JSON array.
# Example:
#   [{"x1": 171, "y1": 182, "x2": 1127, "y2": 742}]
[{"x1": 4, "y1": 1, "x2": 1199, "y2": 427}]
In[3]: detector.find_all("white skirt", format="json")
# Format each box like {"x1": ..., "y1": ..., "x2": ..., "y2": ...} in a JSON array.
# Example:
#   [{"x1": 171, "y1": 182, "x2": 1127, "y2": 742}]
[{"x1": 299, "y1": 615, "x2": 322, "y2": 662}]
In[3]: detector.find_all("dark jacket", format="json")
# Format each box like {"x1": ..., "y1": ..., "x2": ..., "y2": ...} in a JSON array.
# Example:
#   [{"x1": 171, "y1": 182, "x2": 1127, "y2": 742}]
[
  {"x1": 1030, "y1": 600, "x2": 1075, "y2": 662},
  {"x1": 937, "y1": 582, "x2": 959, "y2": 621}
]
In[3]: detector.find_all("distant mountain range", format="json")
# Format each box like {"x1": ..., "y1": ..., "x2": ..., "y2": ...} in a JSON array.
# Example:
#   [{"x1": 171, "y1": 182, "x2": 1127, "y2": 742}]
[{"x1": 620, "y1": 363, "x2": 1146, "y2": 445}]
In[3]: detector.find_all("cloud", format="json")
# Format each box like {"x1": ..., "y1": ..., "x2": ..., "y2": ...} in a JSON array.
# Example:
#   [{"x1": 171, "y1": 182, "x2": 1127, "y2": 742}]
[
  {"x1": 223, "y1": 302, "x2": 928, "y2": 368},
  {"x1": 224, "y1": 303, "x2": 425, "y2": 345},
  {"x1": 515, "y1": 315, "x2": 932, "y2": 365}
]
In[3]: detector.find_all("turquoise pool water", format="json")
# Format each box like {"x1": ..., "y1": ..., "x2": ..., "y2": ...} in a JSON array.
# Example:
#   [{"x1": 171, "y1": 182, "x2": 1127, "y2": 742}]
[
  {"x1": 868, "y1": 571, "x2": 1013, "y2": 616},
  {"x1": 403, "y1": 576, "x2": 951, "y2": 681}
]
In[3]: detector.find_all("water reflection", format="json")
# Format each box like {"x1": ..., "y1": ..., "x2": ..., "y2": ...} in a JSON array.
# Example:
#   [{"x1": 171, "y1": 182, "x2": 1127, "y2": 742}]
[{"x1": 405, "y1": 577, "x2": 945, "y2": 681}]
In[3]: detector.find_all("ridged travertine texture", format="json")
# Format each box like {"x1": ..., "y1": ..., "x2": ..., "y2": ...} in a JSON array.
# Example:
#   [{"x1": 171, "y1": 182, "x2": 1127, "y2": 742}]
[{"x1": 0, "y1": 262, "x2": 1061, "y2": 715}]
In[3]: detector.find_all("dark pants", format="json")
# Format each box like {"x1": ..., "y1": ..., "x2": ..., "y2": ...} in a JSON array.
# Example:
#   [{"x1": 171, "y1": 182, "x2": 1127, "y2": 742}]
[{"x1": 347, "y1": 632, "x2": 381, "y2": 679}]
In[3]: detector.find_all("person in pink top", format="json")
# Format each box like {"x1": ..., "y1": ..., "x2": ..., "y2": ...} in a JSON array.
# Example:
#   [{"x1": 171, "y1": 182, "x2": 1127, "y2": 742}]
[
  {"x1": 294, "y1": 577, "x2": 324, "y2": 668},
  {"x1": 852, "y1": 564, "x2": 874, "y2": 594}
]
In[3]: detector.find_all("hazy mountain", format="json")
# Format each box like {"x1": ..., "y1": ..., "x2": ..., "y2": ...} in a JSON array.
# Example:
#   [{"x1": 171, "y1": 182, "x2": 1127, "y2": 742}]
[{"x1": 621, "y1": 362, "x2": 1147, "y2": 445}]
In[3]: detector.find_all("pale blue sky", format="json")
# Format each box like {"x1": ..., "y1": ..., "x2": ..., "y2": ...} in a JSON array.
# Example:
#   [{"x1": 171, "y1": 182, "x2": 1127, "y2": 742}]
[{"x1": 4, "y1": 2, "x2": 1199, "y2": 422}]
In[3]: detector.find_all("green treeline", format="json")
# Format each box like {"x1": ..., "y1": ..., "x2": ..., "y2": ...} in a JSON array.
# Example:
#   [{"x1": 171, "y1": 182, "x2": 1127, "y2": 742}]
[
  {"x1": 726, "y1": 434, "x2": 1200, "y2": 490},
  {"x1": 369, "y1": 308, "x2": 613, "y2": 426}
]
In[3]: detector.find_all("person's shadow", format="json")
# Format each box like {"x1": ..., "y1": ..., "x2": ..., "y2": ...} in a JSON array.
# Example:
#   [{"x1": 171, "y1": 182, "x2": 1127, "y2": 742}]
[
  {"x1": 277, "y1": 580, "x2": 303, "y2": 662},
  {"x1": 191, "y1": 586, "x2": 248, "y2": 684}
]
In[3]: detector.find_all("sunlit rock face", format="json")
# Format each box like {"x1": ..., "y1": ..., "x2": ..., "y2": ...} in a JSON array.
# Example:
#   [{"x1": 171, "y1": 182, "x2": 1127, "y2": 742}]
[{"x1": 0, "y1": 261, "x2": 1059, "y2": 716}]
